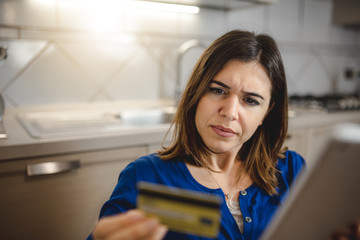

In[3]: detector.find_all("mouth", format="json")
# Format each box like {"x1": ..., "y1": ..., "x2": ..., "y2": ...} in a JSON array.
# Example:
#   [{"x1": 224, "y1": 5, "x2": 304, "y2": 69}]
[{"x1": 211, "y1": 125, "x2": 237, "y2": 137}]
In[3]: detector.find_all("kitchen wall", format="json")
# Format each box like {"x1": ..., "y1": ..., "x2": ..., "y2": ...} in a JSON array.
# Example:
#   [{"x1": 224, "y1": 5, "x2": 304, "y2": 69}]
[{"x1": 0, "y1": 0, "x2": 359, "y2": 107}]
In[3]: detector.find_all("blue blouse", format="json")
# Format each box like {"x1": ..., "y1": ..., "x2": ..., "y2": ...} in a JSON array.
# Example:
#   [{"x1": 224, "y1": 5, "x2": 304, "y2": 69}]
[{"x1": 88, "y1": 151, "x2": 305, "y2": 240}]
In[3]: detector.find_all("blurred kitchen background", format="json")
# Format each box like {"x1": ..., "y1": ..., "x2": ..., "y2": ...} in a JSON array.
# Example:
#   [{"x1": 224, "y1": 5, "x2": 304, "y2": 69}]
[
  {"x1": 0, "y1": 0, "x2": 359, "y2": 106},
  {"x1": 1, "y1": 0, "x2": 360, "y2": 240}
]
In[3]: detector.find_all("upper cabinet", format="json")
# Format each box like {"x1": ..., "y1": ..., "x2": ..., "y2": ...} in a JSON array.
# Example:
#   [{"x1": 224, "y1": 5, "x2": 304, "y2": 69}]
[
  {"x1": 138, "y1": 0, "x2": 278, "y2": 11},
  {"x1": 332, "y1": 0, "x2": 360, "y2": 28}
]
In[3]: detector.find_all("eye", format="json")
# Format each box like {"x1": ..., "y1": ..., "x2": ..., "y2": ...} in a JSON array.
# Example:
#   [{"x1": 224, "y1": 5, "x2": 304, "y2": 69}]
[
  {"x1": 243, "y1": 97, "x2": 259, "y2": 106},
  {"x1": 209, "y1": 87, "x2": 226, "y2": 95}
]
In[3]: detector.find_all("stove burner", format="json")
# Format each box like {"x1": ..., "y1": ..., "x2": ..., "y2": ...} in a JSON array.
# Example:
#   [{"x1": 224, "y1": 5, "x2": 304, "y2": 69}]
[{"x1": 289, "y1": 94, "x2": 360, "y2": 112}]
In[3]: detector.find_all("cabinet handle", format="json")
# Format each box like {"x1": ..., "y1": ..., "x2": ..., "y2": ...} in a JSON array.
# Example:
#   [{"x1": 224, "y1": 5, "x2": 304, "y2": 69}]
[{"x1": 26, "y1": 160, "x2": 81, "y2": 177}]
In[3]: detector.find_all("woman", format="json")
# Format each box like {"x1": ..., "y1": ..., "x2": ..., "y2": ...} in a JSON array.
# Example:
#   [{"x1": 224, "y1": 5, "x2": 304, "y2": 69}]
[{"x1": 88, "y1": 30, "x2": 305, "y2": 240}]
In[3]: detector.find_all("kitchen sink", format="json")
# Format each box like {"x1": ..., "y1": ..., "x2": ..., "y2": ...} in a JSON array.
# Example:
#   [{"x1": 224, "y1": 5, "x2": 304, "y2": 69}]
[
  {"x1": 17, "y1": 107, "x2": 175, "y2": 139},
  {"x1": 120, "y1": 109, "x2": 174, "y2": 125}
]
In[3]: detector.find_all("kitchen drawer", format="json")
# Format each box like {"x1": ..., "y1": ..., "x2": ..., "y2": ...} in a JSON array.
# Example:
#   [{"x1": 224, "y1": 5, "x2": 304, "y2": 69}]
[{"x1": 0, "y1": 146, "x2": 146, "y2": 240}]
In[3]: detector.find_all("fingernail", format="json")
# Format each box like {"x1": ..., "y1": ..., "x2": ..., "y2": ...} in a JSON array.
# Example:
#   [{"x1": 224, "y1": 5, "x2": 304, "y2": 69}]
[{"x1": 155, "y1": 225, "x2": 168, "y2": 239}]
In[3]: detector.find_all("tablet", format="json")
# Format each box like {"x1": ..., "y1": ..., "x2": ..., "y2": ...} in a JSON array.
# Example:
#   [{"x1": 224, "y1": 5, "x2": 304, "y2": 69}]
[{"x1": 260, "y1": 123, "x2": 360, "y2": 240}]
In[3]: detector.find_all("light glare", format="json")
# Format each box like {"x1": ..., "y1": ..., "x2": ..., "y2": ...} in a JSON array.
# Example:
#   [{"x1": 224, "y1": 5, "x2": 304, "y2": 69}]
[
  {"x1": 131, "y1": 1, "x2": 199, "y2": 14},
  {"x1": 34, "y1": 0, "x2": 199, "y2": 14}
]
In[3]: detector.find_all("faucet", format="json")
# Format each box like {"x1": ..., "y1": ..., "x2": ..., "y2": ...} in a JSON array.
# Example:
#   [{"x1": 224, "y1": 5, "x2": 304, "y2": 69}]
[
  {"x1": 175, "y1": 39, "x2": 206, "y2": 104},
  {"x1": 0, "y1": 46, "x2": 7, "y2": 62},
  {"x1": 0, "y1": 46, "x2": 7, "y2": 138},
  {"x1": 0, "y1": 46, "x2": 7, "y2": 120}
]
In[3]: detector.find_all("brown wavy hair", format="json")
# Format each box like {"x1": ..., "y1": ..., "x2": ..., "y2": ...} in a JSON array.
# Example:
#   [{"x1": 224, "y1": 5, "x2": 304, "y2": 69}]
[{"x1": 159, "y1": 30, "x2": 288, "y2": 195}]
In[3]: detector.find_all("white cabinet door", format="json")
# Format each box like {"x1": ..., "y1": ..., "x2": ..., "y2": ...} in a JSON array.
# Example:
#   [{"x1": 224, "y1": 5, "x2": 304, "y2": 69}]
[
  {"x1": 307, "y1": 125, "x2": 334, "y2": 167},
  {"x1": 286, "y1": 113, "x2": 360, "y2": 168},
  {"x1": 284, "y1": 128, "x2": 311, "y2": 161},
  {"x1": 307, "y1": 117, "x2": 360, "y2": 168},
  {"x1": 0, "y1": 146, "x2": 146, "y2": 240}
]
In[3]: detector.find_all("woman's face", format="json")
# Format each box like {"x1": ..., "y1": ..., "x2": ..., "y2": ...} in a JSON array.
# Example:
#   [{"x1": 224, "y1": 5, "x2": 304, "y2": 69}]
[{"x1": 195, "y1": 59, "x2": 272, "y2": 155}]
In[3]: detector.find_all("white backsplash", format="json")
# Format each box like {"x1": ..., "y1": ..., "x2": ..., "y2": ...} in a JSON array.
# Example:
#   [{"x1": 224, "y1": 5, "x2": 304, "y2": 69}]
[{"x1": 0, "y1": 0, "x2": 359, "y2": 107}]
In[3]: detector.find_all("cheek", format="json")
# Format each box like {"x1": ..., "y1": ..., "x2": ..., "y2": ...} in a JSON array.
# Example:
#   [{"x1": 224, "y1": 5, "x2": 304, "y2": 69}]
[
  {"x1": 195, "y1": 100, "x2": 206, "y2": 129},
  {"x1": 195, "y1": 97, "x2": 215, "y2": 130}
]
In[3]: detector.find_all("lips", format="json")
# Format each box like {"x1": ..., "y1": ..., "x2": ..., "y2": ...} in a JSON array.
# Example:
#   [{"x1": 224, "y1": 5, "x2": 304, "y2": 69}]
[{"x1": 211, "y1": 125, "x2": 237, "y2": 137}]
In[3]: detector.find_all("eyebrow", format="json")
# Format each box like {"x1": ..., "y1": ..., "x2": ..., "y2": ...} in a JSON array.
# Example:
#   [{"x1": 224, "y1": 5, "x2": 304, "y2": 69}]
[
  {"x1": 246, "y1": 92, "x2": 265, "y2": 100},
  {"x1": 210, "y1": 80, "x2": 265, "y2": 100},
  {"x1": 210, "y1": 80, "x2": 230, "y2": 89}
]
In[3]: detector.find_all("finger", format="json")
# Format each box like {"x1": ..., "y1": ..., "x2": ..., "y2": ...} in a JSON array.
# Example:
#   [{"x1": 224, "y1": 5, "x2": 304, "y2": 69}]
[
  {"x1": 107, "y1": 217, "x2": 161, "y2": 240},
  {"x1": 331, "y1": 232, "x2": 349, "y2": 240},
  {"x1": 350, "y1": 221, "x2": 360, "y2": 239},
  {"x1": 93, "y1": 210, "x2": 146, "y2": 239},
  {"x1": 149, "y1": 225, "x2": 168, "y2": 240}
]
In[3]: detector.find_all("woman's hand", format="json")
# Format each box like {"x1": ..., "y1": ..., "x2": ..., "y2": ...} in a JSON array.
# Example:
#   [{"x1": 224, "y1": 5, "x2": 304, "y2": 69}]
[
  {"x1": 92, "y1": 210, "x2": 168, "y2": 240},
  {"x1": 330, "y1": 221, "x2": 360, "y2": 240}
]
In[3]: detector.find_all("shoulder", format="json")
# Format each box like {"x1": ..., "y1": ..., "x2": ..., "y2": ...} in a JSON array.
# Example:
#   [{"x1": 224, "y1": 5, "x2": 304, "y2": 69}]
[
  {"x1": 123, "y1": 153, "x2": 184, "y2": 182},
  {"x1": 132, "y1": 153, "x2": 173, "y2": 172},
  {"x1": 134, "y1": 153, "x2": 164, "y2": 165},
  {"x1": 276, "y1": 150, "x2": 306, "y2": 190},
  {"x1": 277, "y1": 150, "x2": 306, "y2": 173},
  {"x1": 119, "y1": 154, "x2": 162, "y2": 177}
]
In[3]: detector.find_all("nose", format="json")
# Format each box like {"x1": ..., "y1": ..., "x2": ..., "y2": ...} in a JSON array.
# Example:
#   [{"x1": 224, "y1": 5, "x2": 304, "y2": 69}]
[{"x1": 219, "y1": 95, "x2": 239, "y2": 121}]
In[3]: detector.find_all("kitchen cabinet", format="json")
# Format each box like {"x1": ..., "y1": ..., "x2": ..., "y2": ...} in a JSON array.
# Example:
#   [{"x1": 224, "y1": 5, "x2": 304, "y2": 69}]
[
  {"x1": 285, "y1": 125, "x2": 333, "y2": 168},
  {"x1": 136, "y1": 0, "x2": 278, "y2": 11},
  {"x1": 284, "y1": 128, "x2": 311, "y2": 160},
  {"x1": 306, "y1": 125, "x2": 335, "y2": 166},
  {"x1": 285, "y1": 114, "x2": 360, "y2": 168},
  {"x1": 0, "y1": 146, "x2": 146, "y2": 240},
  {"x1": 307, "y1": 116, "x2": 360, "y2": 164},
  {"x1": 146, "y1": 141, "x2": 171, "y2": 155},
  {"x1": 332, "y1": 0, "x2": 360, "y2": 28}
]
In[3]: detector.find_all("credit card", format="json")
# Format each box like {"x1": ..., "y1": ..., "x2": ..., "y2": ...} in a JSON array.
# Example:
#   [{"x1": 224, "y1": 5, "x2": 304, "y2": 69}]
[{"x1": 137, "y1": 181, "x2": 222, "y2": 238}]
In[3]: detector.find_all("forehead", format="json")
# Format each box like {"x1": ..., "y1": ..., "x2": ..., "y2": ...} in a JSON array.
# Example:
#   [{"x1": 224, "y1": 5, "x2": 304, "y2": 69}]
[{"x1": 213, "y1": 59, "x2": 272, "y2": 93}]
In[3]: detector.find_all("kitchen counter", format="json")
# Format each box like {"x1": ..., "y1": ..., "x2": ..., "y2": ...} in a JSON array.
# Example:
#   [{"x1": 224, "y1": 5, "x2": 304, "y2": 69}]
[
  {"x1": 1, "y1": 101, "x2": 360, "y2": 161},
  {"x1": 0, "y1": 100, "x2": 174, "y2": 161},
  {"x1": 288, "y1": 107, "x2": 360, "y2": 129}
]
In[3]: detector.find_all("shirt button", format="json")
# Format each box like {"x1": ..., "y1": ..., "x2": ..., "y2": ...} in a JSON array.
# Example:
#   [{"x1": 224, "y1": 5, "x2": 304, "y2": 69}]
[
  {"x1": 240, "y1": 190, "x2": 247, "y2": 196},
  {"x1": 245, "y1": 217, "x2": 252, "y2": 223}
]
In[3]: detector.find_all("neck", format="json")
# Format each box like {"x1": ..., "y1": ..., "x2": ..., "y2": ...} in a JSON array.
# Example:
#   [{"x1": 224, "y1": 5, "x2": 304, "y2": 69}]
[
  {"x1": 185, "y1": 152, "x2": 253, "y2": 195},
  {"x1": 208, "y1": 151, "x2": 240, "y2": 173},
  {"x1": 207, "y1": 158, "x2": 245, "y2": 194}
]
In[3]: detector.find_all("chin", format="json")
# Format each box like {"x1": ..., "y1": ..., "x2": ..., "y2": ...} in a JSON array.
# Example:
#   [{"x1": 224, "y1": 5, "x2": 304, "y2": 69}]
[{"x1": 206, "y1": 143, "x2": 241, "y2": 155}]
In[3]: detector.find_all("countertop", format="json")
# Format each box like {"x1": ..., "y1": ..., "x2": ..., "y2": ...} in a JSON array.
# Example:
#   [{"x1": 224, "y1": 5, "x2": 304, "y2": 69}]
[
  {"x1": 1, "y1": 101, "x2": 359, "y2": 161},
  {"x1": 288, "y1": 107, "x2": 360, "y2": 129},
  {"x1": 0, "y1": 101, "x2": 173, "y2": 161}
]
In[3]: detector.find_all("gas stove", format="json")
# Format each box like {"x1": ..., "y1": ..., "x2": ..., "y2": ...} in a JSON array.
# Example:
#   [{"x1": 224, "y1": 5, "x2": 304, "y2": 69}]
[{"x1": 289, "y1": 94, "x2": 360, "y2": 112}]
